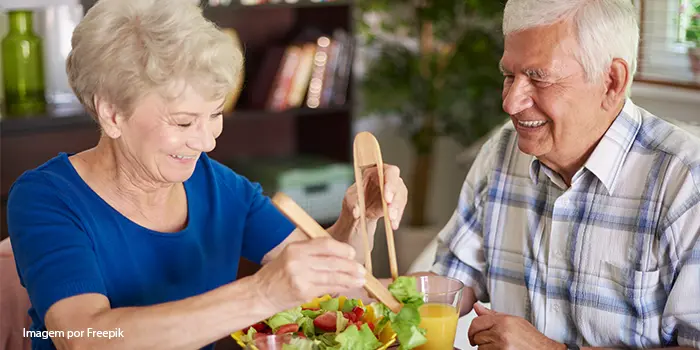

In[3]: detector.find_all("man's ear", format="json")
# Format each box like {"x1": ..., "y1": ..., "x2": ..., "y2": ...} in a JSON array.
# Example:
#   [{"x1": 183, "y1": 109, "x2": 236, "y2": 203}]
[
  {"x1": 602, "y1": 58, "x2": 629, "y2": 111},
  {"x1": 94, "y1": 95, "x2": 123, "y2": 139}
]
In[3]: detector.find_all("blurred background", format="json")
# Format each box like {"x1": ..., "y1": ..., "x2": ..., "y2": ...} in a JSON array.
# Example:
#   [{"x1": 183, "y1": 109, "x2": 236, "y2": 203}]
[{"x1": 0, "y1": 0, "x2": 699, "y2": 341}]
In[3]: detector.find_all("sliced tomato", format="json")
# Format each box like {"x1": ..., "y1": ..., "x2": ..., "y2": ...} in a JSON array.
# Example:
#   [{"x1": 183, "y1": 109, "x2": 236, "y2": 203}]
[
  {"x1": 275, "y1": 323, "x2": 300, "y2": 335},
  {"x1": 352, "y1": 307, "x2": 365, "y2": 320},
  {"x1": 243, "y1": 322, "x2": 269, "y2": 334},
  {"x1": 367, "y1": 321, "x2": 375, "y2": 332},
  {"x1": 343, "y1": 311, "x2": 357, "y2": 322},
  {"x1": 313, "y1": 311, "x2": 337, "y2": 332}
]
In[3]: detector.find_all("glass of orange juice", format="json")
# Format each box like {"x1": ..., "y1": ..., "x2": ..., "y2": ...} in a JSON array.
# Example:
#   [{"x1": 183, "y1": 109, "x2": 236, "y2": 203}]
[{"x1": 415, "y1": 275, "x2": 464, "y2": 350}]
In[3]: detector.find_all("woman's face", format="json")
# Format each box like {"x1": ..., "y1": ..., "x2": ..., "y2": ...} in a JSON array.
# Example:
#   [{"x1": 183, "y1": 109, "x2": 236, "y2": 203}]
[{"x1": 112, "y1": 84, "x2": 224, "y2": 185}]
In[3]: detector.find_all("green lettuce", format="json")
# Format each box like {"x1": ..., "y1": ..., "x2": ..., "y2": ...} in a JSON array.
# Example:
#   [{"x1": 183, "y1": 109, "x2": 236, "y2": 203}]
[
  {"x1": 297, "y1": 316, "x2": 316, "y2": 338},
  {"x1": 391, "y1": 306, "x2": 427, "y2": 349},
  {"x1": 301, "y1": 309, "x2": 323, "y2": 318},
  {"x1": 340, "y1": 298, "x2": 362, "y2": 313},
  {"x1": 388, "y1": 277, "x2": 424, "y2": 308},
  {"x1": 267, "y1": 306, "x2": 303, "y2": 331},
  {"x1": 334, "y1": 323, "x2": 382, "y2": 350},
  {"x1": 282, "y1": 337, "x2": 318, "y2": 350},
  {"x1": 375, "y1": 276, "x2": 428, "y2": 350},
  {"x1": 241, "y1": 326, "x2": 257, "y2": 343},
  {"x1": 316, "y1": 333, "x2": 339, "y2": 349},
  {"x1": 320, "y1": 298, "x2": 340, "y2": 312},
  {"x1": 335, "y1": 311, "x2": 349, "y2": 333}
]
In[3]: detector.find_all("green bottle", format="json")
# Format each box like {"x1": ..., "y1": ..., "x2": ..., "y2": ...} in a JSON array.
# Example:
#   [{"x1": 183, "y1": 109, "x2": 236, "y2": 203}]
[{"x1": 2, "y1": 10, "x2": 46, "y2": 117}]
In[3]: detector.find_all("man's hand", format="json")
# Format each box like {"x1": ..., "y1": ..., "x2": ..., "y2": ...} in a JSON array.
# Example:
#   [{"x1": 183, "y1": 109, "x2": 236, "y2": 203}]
[{"x1": 468, "y1": 303, "x2": 566, "y2": 350}]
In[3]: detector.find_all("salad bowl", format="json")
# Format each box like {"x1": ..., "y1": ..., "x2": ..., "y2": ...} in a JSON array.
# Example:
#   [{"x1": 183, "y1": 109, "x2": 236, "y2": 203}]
[{"x1": 231, "y1": 295, "x2": 397, "y2": 350}]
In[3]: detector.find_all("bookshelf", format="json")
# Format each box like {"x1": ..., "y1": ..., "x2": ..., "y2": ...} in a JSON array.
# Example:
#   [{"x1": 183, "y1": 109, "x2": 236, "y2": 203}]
[{"x1": 1, "y1": 0, "x2": 357, "y2": 244}]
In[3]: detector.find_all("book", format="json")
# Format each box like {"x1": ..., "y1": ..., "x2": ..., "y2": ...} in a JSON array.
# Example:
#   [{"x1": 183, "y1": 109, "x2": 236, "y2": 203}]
[
  {"x1": 286, "y1": 42, "x2": 316, "y2": 109},
  {"x1": 305, "y1": 36, "x2": 332, "y2": 108},
  {"x1": 266, "y1": 45, "x2": 302, "y2": 111}
]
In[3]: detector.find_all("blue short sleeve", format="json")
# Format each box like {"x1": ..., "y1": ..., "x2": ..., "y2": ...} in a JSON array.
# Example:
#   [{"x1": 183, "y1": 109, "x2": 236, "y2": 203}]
[
  {"x1": 240, "y1": 181, "x2": 296, "y2": 264},
  {"x1": 209, "y1": 159, "x2": 295, "y2": 265},
  {"x1": 7, "y1": 172, "x2": 107, "y2": 322}
]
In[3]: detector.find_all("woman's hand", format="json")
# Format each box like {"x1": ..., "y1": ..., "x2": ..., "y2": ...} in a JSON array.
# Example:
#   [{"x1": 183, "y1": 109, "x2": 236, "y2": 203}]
[
  {"x1": 253, "y1": 237, "x2": 367, "y2": 312},
  {"x1": 333, "y1": 164, "x2": 408, "y2": 256}
]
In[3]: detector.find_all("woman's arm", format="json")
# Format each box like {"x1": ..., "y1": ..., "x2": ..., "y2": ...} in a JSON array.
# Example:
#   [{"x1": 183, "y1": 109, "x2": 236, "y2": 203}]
[
  {"x1": 47, "y1": 238, "x2": 365, "y2": 350},
  {"x1": 46, "y1": 275, "x2": 269, "y2": 350}
]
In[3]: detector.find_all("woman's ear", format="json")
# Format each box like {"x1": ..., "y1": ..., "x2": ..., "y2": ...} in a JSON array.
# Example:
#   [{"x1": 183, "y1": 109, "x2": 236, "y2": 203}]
[
  {"x1": 602, "y1": 58, "x2": 629, "y2": 111},
  {"x1": 94, "y1": 95, "x2": 123, "y2": 139}
]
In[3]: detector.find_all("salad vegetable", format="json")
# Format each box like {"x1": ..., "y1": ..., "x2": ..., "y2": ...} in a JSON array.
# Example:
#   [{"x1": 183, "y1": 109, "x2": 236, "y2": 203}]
[{"x1": 235, "y1": 276, "x2": 428, "y2": 350}]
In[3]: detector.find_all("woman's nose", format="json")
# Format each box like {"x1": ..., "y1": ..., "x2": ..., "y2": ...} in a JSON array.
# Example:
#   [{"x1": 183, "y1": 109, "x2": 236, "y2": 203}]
[{"x1": 187, "y1": 122, "x2": 216, "y2": 153}]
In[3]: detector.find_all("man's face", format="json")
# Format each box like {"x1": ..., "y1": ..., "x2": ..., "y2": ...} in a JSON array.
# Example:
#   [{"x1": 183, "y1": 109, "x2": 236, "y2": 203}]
[{"x1": 500, "y1": 21, "x2": 609, "y2": 164}]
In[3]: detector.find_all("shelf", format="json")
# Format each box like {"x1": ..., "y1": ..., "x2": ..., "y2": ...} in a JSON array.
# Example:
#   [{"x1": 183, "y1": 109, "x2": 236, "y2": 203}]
[
  {"x1": 205, "y1": 0, "x2": 350, "y2": 10},
  {"x1": 0, "y1": 106, "x2": 351, "y2": 136}
]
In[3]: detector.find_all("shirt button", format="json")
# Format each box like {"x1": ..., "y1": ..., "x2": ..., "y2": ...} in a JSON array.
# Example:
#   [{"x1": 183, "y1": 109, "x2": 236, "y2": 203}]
[
  {"x1": 555, "y1": 250, "x2": 564, "y2": 258},
  {"x1": 552, "y1": 304, "x2": 561, "y2": 312}
]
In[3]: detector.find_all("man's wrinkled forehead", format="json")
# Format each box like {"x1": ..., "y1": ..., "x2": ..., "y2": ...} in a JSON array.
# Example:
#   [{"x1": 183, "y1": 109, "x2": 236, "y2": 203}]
[{"x1": 501, "y1": 22, "x2": 579, "y2": 77}]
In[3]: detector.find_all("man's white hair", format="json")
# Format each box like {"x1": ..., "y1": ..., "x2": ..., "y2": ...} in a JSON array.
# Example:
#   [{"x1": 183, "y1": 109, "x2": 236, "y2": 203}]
[{"x1": 503, "y1": 0, "x2": 639, "y2": 95}]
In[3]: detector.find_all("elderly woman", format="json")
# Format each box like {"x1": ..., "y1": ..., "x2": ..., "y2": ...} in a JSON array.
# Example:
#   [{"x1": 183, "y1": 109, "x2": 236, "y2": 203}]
[{"x1": 6, "y1": 0, "x2": 407, "y2": 349}]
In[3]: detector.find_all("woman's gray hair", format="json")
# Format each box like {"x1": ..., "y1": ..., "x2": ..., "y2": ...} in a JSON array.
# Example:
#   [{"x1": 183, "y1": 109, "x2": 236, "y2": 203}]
[
  {"x1": 67, "y1": 0, "x2": 243, "y2": 119},
  {"x1": 503, "y1": 0, "x2": 639, "y2": 95}
]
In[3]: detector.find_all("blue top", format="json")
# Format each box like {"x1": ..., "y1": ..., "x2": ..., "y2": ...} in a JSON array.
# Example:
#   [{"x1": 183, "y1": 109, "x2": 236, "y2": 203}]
[{"x1": 7, "y1": 153, "x2": 295, "y2": 350}]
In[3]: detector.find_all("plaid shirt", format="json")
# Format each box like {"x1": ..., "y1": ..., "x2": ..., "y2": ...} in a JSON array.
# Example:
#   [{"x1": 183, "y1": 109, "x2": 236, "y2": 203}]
[{"x1": 431, "y1": 99, "x2": 700, "y2": 348}]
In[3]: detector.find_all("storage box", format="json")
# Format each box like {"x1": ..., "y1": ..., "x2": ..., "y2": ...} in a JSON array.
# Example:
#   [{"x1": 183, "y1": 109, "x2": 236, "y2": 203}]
[{"x1": 225, "y1": 157, "x2": 353, "y2": 224}]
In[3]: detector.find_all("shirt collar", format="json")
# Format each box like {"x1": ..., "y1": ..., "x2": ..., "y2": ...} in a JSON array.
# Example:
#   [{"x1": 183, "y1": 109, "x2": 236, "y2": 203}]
[
  {"x1": 528, "y1": 99, "x2": 641, "y2": 194},
  {"x1": 529, "y1": 157, "x2": 569, "y2": 190},
  {"x1": 583, "y1": 98, "x2": 641, "y2": 195}
]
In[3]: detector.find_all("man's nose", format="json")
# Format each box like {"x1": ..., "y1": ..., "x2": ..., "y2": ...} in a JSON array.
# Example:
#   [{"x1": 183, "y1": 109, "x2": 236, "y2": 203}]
[{"x1": 502, "y1": 77, "x2": 534, "y2": 116}]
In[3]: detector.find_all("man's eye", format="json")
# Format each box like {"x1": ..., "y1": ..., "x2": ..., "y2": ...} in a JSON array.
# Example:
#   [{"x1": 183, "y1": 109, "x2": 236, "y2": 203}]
[{"x1": 533, "y1": 80, "x2": 552, "y2": 88}]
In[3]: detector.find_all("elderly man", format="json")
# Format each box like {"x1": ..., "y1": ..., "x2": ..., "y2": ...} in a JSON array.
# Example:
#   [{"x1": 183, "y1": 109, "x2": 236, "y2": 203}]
[{"x1": 423, "y1": 0, "x2": 700, "y2": 349}]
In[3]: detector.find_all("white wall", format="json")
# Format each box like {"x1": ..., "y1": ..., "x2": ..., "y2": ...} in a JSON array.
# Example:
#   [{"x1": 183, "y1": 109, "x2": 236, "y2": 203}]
[{"x1": 631, "y1": 83, "x2": 700, "y2": 124}]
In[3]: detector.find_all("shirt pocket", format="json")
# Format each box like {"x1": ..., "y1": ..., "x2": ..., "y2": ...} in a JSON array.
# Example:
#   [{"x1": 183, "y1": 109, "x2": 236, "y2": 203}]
[
  {"x1": 574, "y1": 261, "x2": 664, "y2": 347},
  {"x1": 487, "y1": 250, "x2": 529, "y2": 319}
]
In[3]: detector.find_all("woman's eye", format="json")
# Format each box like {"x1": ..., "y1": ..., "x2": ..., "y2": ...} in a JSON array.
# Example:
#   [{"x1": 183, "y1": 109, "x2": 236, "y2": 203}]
[
  {"x1": 178, "y1": 122, "x2": 192, "y2": 128},
  {"x1": 211, "y1": 112, "x2": 223, "y2": 119}
]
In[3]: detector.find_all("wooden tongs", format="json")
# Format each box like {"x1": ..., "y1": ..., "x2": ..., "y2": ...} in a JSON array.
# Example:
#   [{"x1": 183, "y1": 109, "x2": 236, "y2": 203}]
[
  {"x1": 353, "y1": 131, "x2": 399, "y2": 282},
  {"x1": 272, "y1": 193, "x2": 403, "y2": 314}
]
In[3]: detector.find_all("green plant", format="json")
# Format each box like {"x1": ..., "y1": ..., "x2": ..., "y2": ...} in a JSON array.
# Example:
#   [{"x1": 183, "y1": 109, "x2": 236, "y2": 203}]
[
  {"x1": 686, "y1": 0, "x2": 700, "y2": 46},
  {"x1": 357, "y1": 0, "x2": 507, "y2": 226}
]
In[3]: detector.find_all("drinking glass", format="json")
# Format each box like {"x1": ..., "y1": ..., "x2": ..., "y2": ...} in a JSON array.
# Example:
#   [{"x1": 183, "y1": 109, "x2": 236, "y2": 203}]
[{"x1": 414, "y1": 275, "x2": 464, "y2": 350}]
